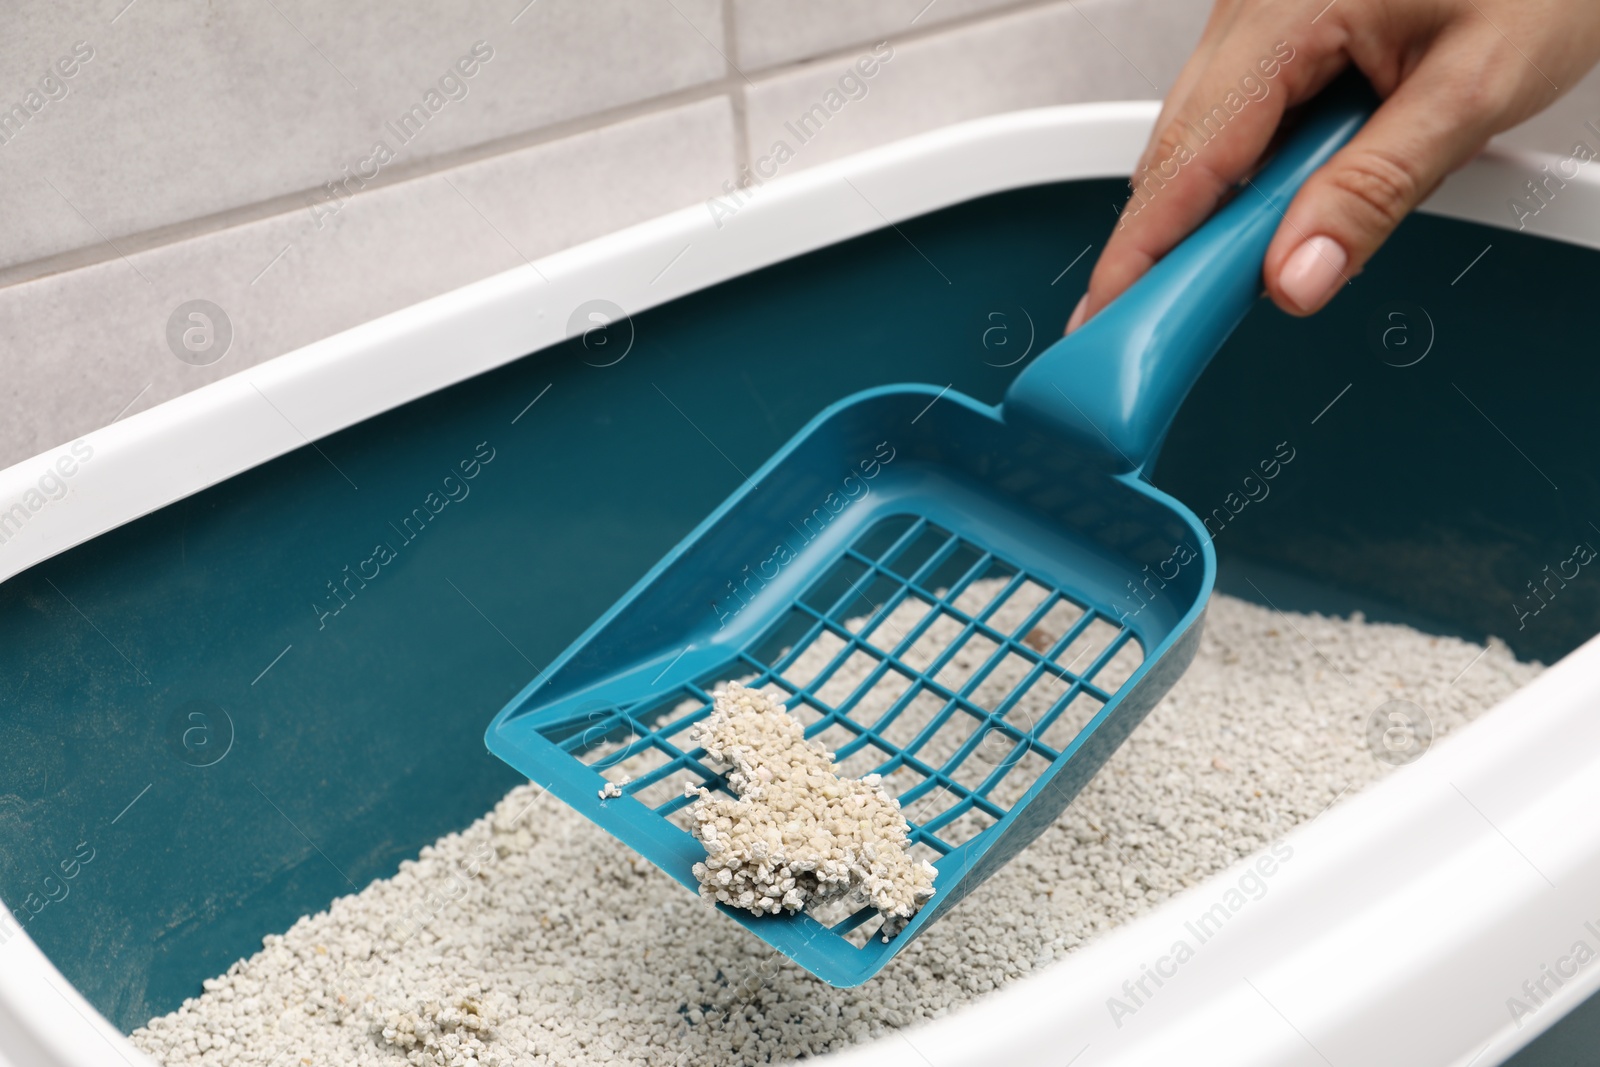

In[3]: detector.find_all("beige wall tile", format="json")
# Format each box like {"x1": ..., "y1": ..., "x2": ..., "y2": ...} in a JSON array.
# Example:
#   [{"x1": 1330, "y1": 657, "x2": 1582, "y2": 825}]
[
  {"x1": 0, "y1": 0, "x2": 727, "y2": 274},
  {"x1": 5, "y1": 0, "x2": 1598, "y2": 472},
  {"x1": 0, "y1": 96, "x2": 736, "y2": 467},
  {"x1": 732, "y1": 0, "x2": 1025, "y2": 70},
  {"x1": 1491, "y1": 65, "x2": 1600, "y2": 158},
  {"x1": 739, "y1": 0, "x2": 1208, "y2": 177}
]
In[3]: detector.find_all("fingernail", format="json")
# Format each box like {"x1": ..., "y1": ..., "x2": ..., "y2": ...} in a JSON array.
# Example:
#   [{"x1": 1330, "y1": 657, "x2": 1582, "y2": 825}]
[
  {"x1": 1278, "y1": 236, "x2": 1348, "y2": 313},
  {"x1": 1065, "y1": 294, "x2": 1089, "y2": 334}
]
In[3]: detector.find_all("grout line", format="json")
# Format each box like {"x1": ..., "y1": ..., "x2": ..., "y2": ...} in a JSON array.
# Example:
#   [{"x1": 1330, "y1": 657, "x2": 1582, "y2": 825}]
[
  {"x1": 663, "y1": 0, "x2": 756, "y2": 87},
  {"x1": 722, "y1": 0, "x2": 751, "y2": 172},
  {"x1": 770, "y1": 0, "x2": 1063, "y2": 68},
  {"x1": 1, "y1": 0, "x2": 1076, "y2": 294},
  {"x1": 0, "y1": 81, "x2": 739, "y2": 291},
  {"x1": 39, "y1": 176, "x2": 153, "y2": 286},
  {"x1": 729, "y1": 86, "x2": 751, "y2": 181}
]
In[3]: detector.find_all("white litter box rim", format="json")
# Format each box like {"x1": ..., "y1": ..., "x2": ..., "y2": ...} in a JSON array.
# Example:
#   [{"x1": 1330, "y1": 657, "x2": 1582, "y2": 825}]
[{"x1": 3, "y1": 102, "x2": 1599, "y2": 1067}]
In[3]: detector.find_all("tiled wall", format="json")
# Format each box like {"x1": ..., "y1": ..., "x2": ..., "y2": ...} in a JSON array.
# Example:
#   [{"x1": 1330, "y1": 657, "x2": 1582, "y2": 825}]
[{"x1": 2, "y1": 0, "x2": 1596, "y2": 468}]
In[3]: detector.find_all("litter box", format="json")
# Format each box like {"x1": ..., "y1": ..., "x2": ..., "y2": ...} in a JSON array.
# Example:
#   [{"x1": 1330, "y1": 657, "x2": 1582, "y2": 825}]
[{"x1": 4, "y1": 101, "x2": 1600, "y2": 1067}]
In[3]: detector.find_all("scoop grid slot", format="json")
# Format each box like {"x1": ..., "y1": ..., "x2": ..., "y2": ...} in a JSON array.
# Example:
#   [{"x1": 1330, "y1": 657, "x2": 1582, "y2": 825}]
[{"x1": 537, "y1": 513, "x2": 1150, "y2": 959}]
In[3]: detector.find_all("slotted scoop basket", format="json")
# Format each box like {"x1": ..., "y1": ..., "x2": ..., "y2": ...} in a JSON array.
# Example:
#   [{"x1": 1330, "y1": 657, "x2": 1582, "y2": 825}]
[{"x1": 487, "y1": 79, "x2": 1375, "y2": 986}]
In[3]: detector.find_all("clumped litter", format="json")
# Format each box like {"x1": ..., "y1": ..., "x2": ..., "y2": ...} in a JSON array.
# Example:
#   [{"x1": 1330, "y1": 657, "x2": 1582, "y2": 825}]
[
  {"x1": 686, "y1": 682, "x2": 936, "y2": 936},
  {"x1": 132, "y1": 590, "x2": 1541, "y2": 1067}
]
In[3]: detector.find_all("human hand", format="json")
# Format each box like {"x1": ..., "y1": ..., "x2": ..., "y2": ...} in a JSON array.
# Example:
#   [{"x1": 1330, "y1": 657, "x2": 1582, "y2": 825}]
[{"x1": 1069, "y1": 0, "x2": 1600, "y2": 331}]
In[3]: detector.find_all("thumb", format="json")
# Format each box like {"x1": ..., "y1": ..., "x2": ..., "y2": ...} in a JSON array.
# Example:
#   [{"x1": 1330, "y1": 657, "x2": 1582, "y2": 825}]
[{"x1": 1264, "y1": 46, "x2": 1512, "y2": 315}]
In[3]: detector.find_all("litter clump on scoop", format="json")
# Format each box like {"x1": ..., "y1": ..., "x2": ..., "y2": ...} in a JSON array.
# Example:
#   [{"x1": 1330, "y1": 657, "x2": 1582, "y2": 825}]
[{"x1": 688, "y1": 682, "x2": 936, "y2": 938}]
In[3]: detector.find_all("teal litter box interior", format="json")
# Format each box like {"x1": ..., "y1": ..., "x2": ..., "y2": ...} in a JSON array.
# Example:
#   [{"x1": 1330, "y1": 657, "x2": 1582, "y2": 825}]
[{"x1": 2, "y1": 178, "x2": 1600, "y2": 1056}]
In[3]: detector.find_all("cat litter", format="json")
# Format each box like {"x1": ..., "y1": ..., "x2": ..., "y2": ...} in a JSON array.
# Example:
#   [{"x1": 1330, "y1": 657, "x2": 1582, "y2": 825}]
[{"x1": 131, "y1": 587, "x2": 1540, "y2": 1066}]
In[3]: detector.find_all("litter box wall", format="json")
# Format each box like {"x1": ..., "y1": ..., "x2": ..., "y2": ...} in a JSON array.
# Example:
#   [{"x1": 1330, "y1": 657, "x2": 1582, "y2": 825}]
[{"x1": 2, "y1": 105, "x2": 1600, "y2": 1066}]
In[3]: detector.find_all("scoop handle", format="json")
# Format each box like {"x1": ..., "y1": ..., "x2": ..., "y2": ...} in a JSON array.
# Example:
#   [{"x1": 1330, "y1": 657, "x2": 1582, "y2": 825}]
[{"x1": 1002, "y1": 73, "x2": 1378, "y2": 473}]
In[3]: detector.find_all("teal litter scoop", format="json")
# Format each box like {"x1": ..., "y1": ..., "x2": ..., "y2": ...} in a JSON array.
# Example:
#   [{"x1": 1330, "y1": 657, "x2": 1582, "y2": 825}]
[{"x1": 487, "y1": 79, "x2": 1375, "y2": 986}]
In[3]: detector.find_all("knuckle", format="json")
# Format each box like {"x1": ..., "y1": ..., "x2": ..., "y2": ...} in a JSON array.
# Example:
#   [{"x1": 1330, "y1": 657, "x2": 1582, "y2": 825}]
[
  {"x1": 1326, "y1": 149, "x2": 1423, "y2": 231},
  {"x1": 1139, "y1": 119, "x2": 1234, "y2": 196},
  {"x1": 1453, "y1": 74, "x2": 1505, "y2": 123},
  {"x1": 1436, "y1": 54, "x2": 1517, "y2": 127},
  {"x1": 1457, "y1": 59, "x2": 1528, "y2": 127}
]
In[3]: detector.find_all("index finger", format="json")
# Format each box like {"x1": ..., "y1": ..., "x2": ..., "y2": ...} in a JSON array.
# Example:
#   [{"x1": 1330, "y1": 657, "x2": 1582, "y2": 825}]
[{"x1": 1071, "y1": 15, "x2": 1348, "y2": 331}]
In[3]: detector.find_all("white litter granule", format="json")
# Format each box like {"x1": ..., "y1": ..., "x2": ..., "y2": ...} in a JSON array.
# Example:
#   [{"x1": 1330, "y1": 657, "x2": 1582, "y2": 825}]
[
  {"x1": 374, "y1": 994, "x2": 494, "y2": 1064},
  {"x1": 687, "y1": 683, "x2": 936, "y2": 934},
  {"x1": 131, "y1": 591, "x2": 1541, "y2": 1067}
]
